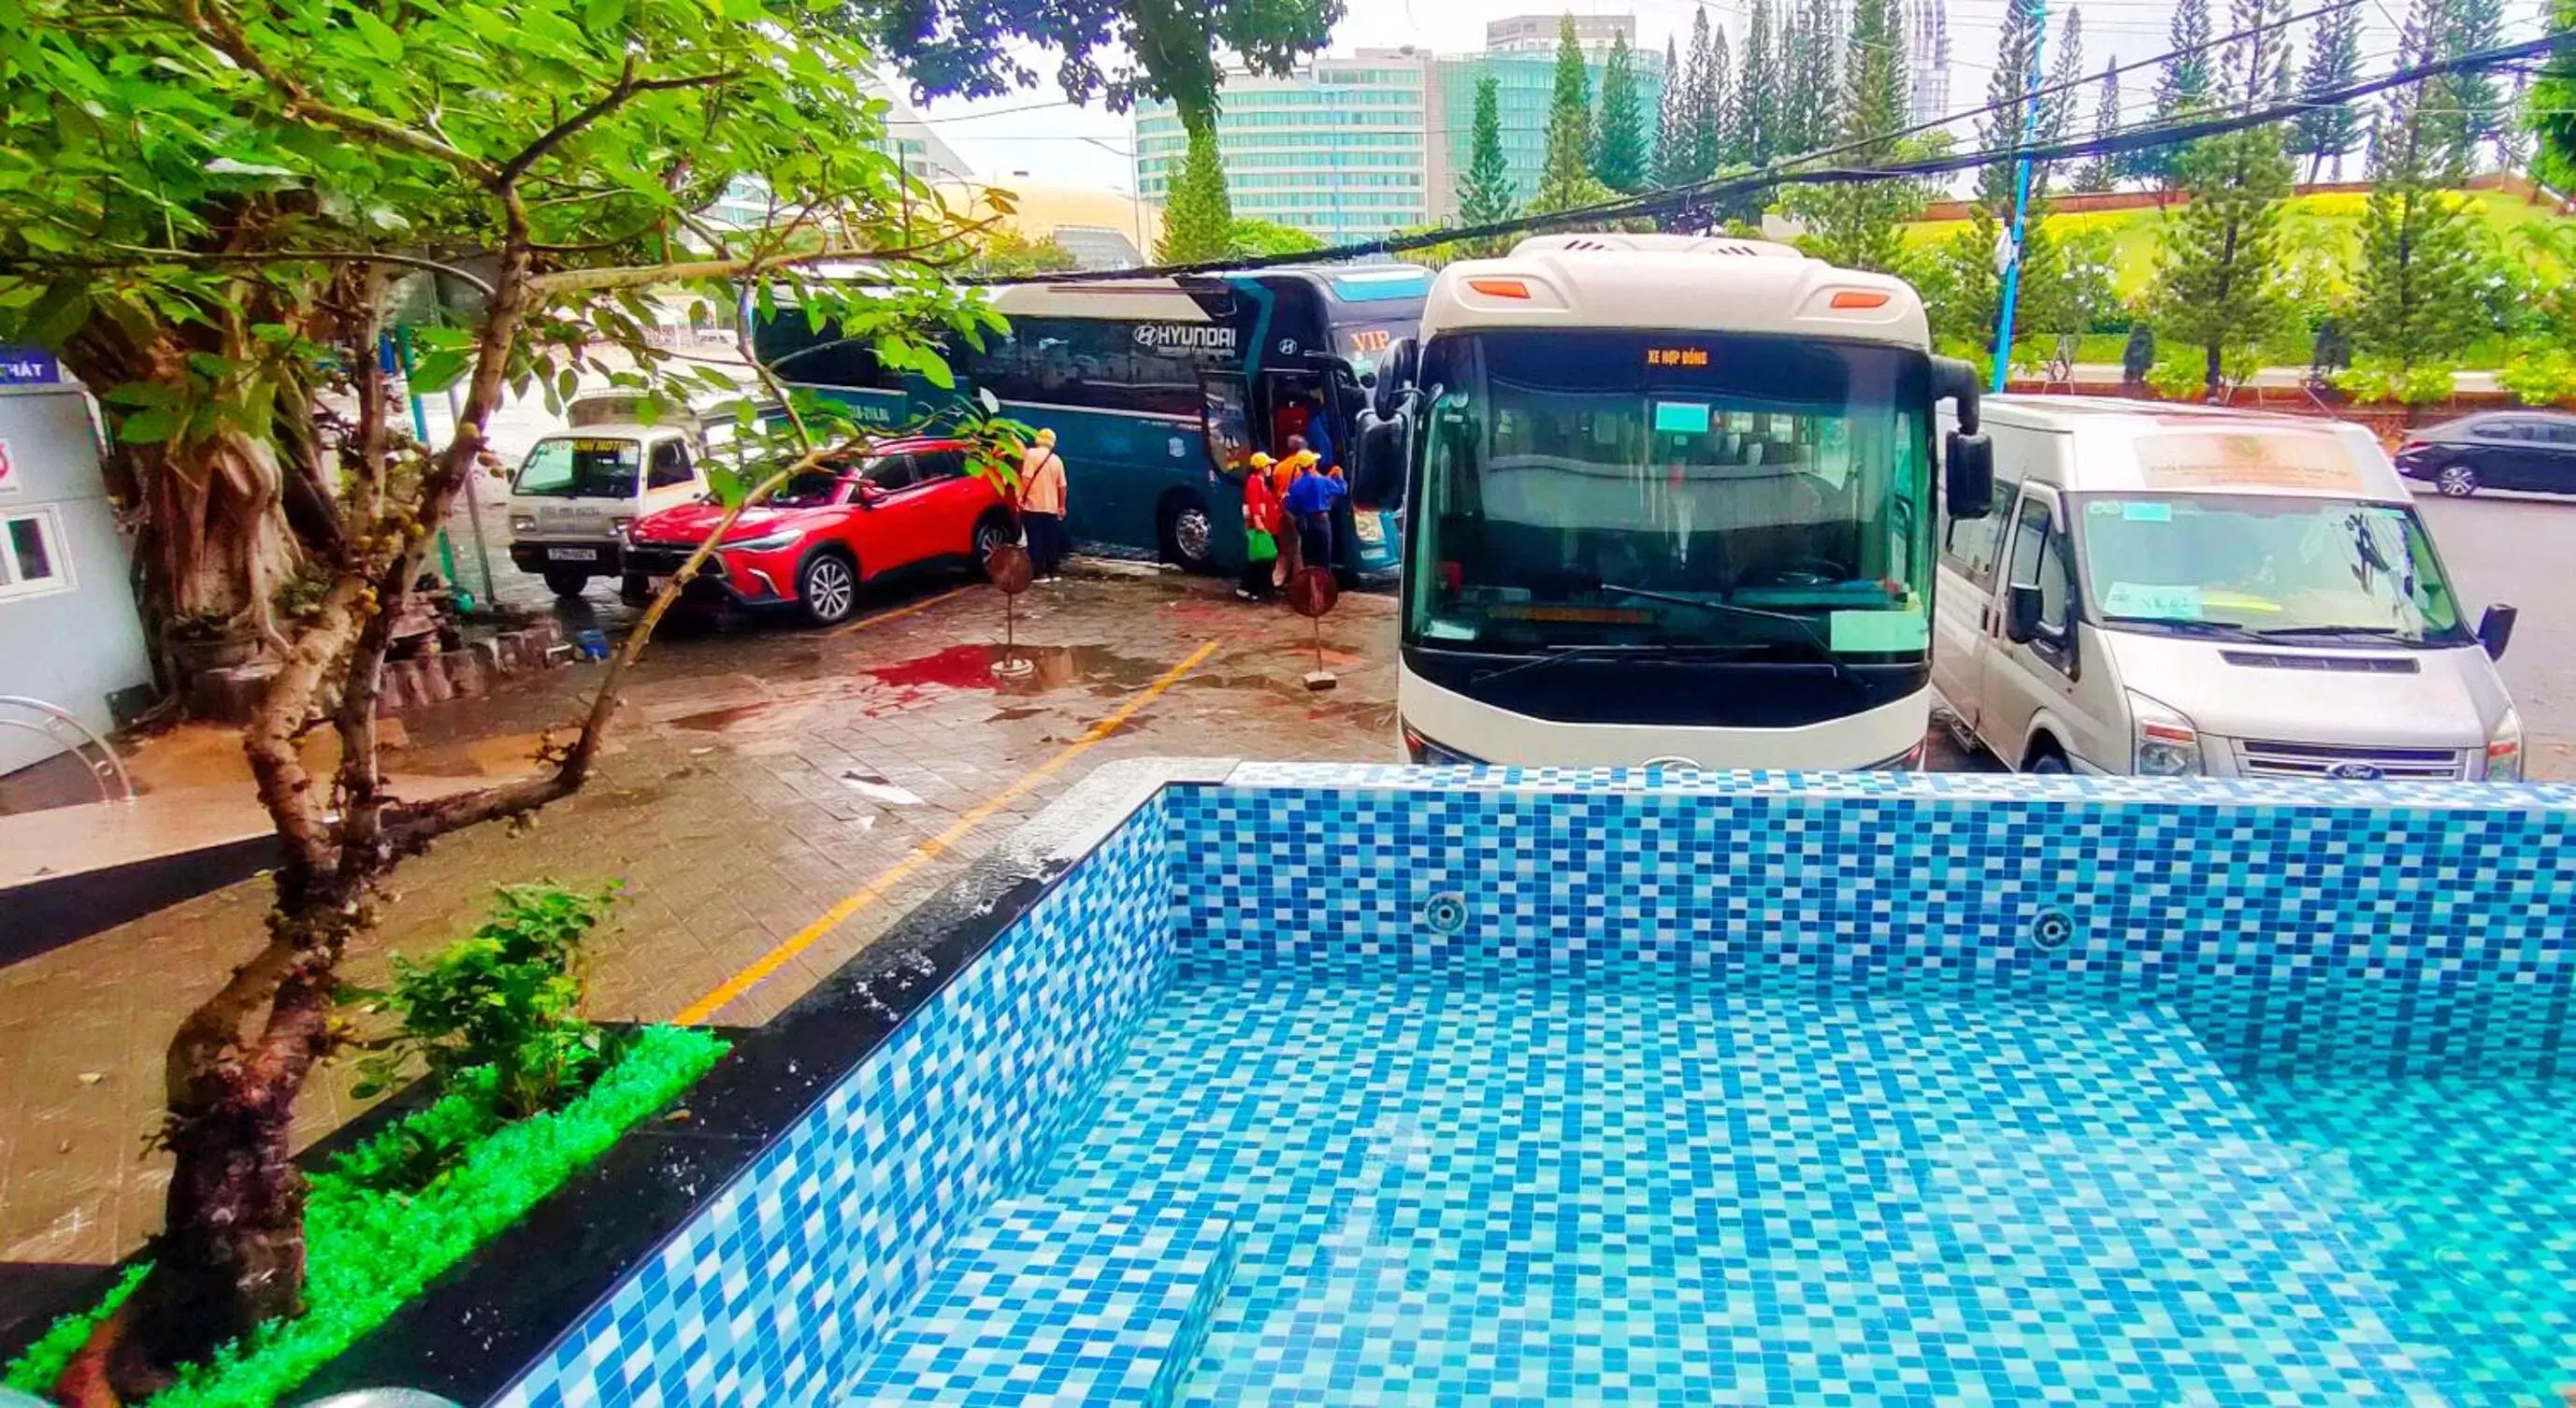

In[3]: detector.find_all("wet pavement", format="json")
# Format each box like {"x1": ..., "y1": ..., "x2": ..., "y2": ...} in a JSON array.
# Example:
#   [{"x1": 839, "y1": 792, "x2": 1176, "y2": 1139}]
[{"x1": 0, "y1": 563, "x2": 1401, "y2": 1279}]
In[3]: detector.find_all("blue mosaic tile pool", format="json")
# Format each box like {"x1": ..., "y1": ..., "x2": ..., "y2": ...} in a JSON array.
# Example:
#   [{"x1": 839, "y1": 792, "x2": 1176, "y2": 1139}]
[{"x1": 493, "y1": 767, "x2": 2576, "y2": 1408}]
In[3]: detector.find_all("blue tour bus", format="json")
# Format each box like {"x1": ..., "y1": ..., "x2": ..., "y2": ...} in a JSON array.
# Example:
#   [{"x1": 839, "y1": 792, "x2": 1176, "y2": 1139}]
[{"x1": 753, "y1": 265, "x2": 1431, "y2": 578}]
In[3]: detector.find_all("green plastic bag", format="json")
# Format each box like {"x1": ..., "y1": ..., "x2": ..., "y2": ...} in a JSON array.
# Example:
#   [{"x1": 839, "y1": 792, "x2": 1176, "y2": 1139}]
[{"x1": 1246, "y1": 528, "x2": 1278, "y2": 564}]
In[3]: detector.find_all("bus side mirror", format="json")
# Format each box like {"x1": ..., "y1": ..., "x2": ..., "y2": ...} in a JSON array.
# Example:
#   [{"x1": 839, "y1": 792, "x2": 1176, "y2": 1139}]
[
  {"x1": 1373, "y1": 338, "x2": 1418, "y2": 420},
  {"x1": 1353, "y1": 410, "x2": 1409, "y2": 510},
  {"x1": 2480, "y1": 604, "x2": 2518, "y2": 661},
  {"x1": 1945, "y1": 431, "x2": 1995, "y2": 520}
]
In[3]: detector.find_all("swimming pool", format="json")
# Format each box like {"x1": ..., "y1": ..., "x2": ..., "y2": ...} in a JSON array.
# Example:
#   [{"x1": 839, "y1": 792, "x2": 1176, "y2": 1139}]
[{"x1": 479, "y1": 764, "x2": 2575, "y2": 1406}]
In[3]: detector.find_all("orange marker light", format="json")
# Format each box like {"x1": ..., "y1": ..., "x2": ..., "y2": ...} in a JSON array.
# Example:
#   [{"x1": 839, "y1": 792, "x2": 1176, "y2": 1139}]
[
  {"x1": 1466, "y1": 278, "x2": 1533, "y2": 299},
  {"x1": 1829, "y1": 289, "x2": 1892, "y2": 309}
]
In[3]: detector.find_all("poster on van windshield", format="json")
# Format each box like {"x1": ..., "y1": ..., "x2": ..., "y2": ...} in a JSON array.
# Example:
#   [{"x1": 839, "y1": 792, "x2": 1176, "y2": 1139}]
[{"x1": 2132, "y1": 425, "x2": 2368, "y2": 493}]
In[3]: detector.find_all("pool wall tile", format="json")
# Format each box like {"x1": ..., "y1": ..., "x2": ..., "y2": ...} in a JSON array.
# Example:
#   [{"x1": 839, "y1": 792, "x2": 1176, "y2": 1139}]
[
  {"x1": 489, "y1": 768, "x2": 2576, "y2": 1406},
  {"x1": 492, "y1": 794, "x2": 1174, "y2": 1408},
  {"x1": 1169, "y1": 769, "x2": 2576, "y2": 1077}
]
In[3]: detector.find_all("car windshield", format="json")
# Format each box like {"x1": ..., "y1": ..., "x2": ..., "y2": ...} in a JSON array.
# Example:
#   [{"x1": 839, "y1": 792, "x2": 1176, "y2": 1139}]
[
  {"x1": 769, "y1": 470, "x2": 847, "y2": 508},
  {"x1": 514, "y1": 438, "x2": 640, "y2": 498},
  {"x1": 1404, "y1": 330, "x2": 1936, "y2": 659},
  {"x1": 2076, "y1": 493, "x2": 2471, "y2": 645}
]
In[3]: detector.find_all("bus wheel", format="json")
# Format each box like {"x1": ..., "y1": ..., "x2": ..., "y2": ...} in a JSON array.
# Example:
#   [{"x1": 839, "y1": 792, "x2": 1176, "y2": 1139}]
[{"x1": 1159, "y1": 495, "x2": 1217, "y2": 573}]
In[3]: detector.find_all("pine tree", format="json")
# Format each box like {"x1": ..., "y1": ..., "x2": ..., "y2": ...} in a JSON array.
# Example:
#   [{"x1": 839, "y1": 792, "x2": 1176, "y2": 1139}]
[
  {"x1": 2349, "y1": 5, "x2": 2489, "y2": 395},
  {"x1": 1535, "y1": 12, "x2": 1601, "y2": 211},
  {"x1": 1595, "y1": 31, "x2": 1649, "y2": 193},
  {"x1": 2036, "y1": 7, "x2": 2087, "y2": 194},
  {"x1": 1457, "y1": 71, "x2": 1518, "y2": 245},
  {"x1": 1788, "y1": 0, "x2": 1842, "y2": 156},
  {"x1": 1975, "y1": 0, "x2": 2049, "y2": 215},
  {"x1": 2123, "y1": 0, "x2": 2212, "y2": 184},
  {"x1": 2538, "y1": 0, "x2": 2576, "y2": 191},
  {"x1": 2292, "y1": 0, "x2": 2365, "y2": 180},
  {"x1": 1700, "y1": 26, "x2": 1733, "y2": 175},
  {"x1": 2436, "y1": 0, "x2": 2506, "y2": 171},
  {"x1": 1657, "y1": 36, "x2": 1691, "y2": 185},
  {"x1": 1156, "y1": 118, "x2": 1233, "y2": 264},
  {"x1": 2220, "y1": 0, "x2": 2293, "y2": 112},
  {"x1": 1738, "y1": 0, "x2": 1780, "y2": 170},
  {"x1": 2073, "y1": 58, "x2": 2122, "y2": 192},
  {"x1": 2148, "y1": 121, "x2": 2296, "y2": 397},
  {"x1": 1807, "y1": 0, "x2": 1923, "y2": 271}
]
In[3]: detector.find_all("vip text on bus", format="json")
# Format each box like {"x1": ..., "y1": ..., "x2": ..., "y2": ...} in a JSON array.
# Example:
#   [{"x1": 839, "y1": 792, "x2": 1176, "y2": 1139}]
[
  {"x1": 1375, "y1": 234, "x2": 1994, "y2": 769},
  {"x1": 755, "y1": 266, "x2": 1430, "y2": 581}
]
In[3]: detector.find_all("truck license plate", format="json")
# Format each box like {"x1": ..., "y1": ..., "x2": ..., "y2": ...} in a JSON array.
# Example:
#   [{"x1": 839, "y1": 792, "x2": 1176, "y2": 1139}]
[{"x1": 546, "y1": 548, "x2": 599, "y2": 563}]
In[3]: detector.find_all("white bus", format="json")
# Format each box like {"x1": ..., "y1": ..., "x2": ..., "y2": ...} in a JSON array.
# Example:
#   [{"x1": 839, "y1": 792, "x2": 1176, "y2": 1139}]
[{"x1": 1374, "y1": 234, "x2": 1994, "y2": 769}]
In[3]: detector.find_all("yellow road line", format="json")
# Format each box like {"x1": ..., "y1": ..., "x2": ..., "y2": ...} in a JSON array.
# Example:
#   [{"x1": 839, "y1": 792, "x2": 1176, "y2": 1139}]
[
  {"x1": 824, "y1": 584, "x2": 973, "y2": 638},
  {"x1": 672, "y1": 638, "x2": 1223, "y2": 1026}
]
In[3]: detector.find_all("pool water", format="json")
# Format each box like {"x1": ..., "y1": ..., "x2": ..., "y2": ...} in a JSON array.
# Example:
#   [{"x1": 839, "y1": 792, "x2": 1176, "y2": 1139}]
[{"x1": 1022, "y1": 975, "x2": 2569, "y2": 1405}]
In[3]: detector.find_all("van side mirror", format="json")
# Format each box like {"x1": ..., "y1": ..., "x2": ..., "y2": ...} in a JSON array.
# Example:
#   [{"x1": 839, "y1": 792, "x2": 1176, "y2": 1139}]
[
  {"x1": 2004, "y1": 583, "x2": 2045, "y2": 644},
  {"x1": 2479, "y1": 603, "x2": 2518, "y2": 661},
  {"x1": 1945, "y1": 431, "x2": 1995, "y2": 520},
  {"x1": 1352, "y1": 410, "x2": 1409, "y2": 510}
]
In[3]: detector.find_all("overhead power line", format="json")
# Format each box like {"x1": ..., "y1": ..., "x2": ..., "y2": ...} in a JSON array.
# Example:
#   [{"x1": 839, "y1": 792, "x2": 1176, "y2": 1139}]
[{"x1": 960, "y1": 28, "x2": 2566, "y2": 287}]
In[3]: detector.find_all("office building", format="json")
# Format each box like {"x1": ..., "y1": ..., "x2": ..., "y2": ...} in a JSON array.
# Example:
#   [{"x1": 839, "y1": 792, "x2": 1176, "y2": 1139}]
[
  {"x1": 1485, "y1": 13, "x2": 1635, "y2": 55},
  {"x1": 1133, "y1": 27, "x2": 1664, "y2": 246},
  {"x1": 1907, "y1": 0, "x2": 1954, "y2": 131}
]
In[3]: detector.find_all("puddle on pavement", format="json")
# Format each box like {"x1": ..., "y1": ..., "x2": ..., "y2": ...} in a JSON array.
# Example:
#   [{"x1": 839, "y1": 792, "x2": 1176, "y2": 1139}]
[{"x1": 866, "y1": 643, "x2": 1171, "y2": 698}]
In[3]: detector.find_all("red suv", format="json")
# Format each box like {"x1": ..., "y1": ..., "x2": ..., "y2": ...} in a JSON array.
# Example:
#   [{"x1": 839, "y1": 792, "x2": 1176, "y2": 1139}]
[{"x1": 625, "y1": 438, "x2": 1013, "y2": 625}]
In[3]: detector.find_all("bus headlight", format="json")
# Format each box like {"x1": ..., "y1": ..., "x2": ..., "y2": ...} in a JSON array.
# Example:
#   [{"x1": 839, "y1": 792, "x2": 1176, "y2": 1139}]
[
  {"x1": 2129, "y1": 692, "x2": 2203, "y2": 777},
  {"x1": 2486, "y1": 711, "x2": 2524, "y2": 782}
]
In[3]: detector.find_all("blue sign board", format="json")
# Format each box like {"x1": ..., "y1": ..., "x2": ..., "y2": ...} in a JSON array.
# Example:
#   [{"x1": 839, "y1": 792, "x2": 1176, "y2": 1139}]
[{"x1": 0, "y1": 347, "x2": 60, "y2": 386}]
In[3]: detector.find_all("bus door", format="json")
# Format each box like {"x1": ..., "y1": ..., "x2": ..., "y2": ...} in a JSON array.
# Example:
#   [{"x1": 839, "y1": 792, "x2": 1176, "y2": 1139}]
[{"x1": 1197, "y1": 371, "x2": 1257, "y2": 478}]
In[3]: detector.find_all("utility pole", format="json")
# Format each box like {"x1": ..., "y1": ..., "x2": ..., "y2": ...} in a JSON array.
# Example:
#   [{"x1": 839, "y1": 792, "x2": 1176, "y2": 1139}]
[{"x1": 1989, "y1": 2, "x2": 2051, "y2": 394}]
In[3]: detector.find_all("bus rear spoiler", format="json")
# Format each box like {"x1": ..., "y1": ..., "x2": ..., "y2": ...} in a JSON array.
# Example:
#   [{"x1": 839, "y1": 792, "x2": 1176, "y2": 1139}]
[{"x1": 1932, "y1": 356, "x2": 1995, "y2": 520}]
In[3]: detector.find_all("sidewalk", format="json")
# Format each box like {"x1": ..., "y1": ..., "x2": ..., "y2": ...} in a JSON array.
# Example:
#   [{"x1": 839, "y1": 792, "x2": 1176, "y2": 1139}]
[{"x1": 0, "y1": 570, "x2": 1395, "y2": 1286}]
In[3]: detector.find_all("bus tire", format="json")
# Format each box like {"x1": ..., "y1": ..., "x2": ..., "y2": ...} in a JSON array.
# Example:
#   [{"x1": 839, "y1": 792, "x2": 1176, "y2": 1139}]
[{"x1": 1158, "y1": 493, "x2": 1218, "y2": 574}]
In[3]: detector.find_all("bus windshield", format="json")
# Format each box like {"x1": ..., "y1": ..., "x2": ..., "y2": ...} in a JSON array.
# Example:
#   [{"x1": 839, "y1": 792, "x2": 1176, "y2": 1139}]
[
  {"x1": 1404, "y1": 330, "x2": 1936, "y2": 659},
  {"x1": 2076, "y1": 493, "x2": 2472, "y2": 646}
]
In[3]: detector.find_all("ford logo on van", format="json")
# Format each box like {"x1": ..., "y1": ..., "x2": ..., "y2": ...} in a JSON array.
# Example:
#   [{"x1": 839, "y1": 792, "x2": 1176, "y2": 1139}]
[{"x1": 2325, "y1": 761, "x2": 2385, "y2": 781}]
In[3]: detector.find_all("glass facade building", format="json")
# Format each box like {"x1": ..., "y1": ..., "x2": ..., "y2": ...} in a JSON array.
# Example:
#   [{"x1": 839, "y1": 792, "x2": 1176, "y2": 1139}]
[{"x1": 1134, "y1": 38, "x2": 1664, "y2": 246}]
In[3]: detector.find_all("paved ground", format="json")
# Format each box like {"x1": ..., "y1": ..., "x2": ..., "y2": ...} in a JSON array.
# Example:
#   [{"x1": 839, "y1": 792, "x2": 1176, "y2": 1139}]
[
  {"x1": 4, "y1": 479, "x2": 2569, "y2": 1305},
  {"x1": 0, "y1": 565, "x2": 1394, "y2": 1280},
  {"x1": 2416, "y1": 491, "x2": 2576, "y2": 778}
]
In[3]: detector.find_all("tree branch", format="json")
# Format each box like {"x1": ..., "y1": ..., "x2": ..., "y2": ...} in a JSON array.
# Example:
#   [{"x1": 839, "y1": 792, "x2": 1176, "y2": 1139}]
[
  {"x1": 379, "y1": 438, "x2": 869, "y2": 852},
  {"x1": 0, "y1": 244, "x2": 502, "y2": 296},
  {"x1": 524, "y1": 219, "x2": 1000, "y2": 297},
  {"x1": 497, "y1": 59, "x2": 744, "y2": 189},
  {"x1": 179, "y1": 0, "x2": 494, "y2": 179}
]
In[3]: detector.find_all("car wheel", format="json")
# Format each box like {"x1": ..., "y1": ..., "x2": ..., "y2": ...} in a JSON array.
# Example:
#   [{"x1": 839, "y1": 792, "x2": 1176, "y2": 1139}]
[
  {"x1": 619, "y1": 573, "x2": 653, "y2": 609},
  {"x1": 797, "y1": 552, "x2": 858, "y2": 626},
  {"x1": 2027, "y1": 744, "x2": 2071, "y2": 775},
  {"x1": 1159, "y1": 496, "x2": 1217, "y2": 573},
  {"x1": 542, "y1": 568, "x2": 590, "y2": 598},
  {"x1": 972, "y1": 512, "x2": 1017, "y2": 579},
  {"x1": 2436, "y1": 463, "x2": 2480, "y2": 496}
]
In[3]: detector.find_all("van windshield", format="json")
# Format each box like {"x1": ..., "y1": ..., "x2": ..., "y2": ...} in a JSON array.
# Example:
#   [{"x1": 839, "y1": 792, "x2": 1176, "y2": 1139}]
[
  {"x1": 2075, "y1": 493, "x2": 2472, "y2": 646},
  {"x1": 514, "y1": 438, "x2": 640, "y2": 498}
]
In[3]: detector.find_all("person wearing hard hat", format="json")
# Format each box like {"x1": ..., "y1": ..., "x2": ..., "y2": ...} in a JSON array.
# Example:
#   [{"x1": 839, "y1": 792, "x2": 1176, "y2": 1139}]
[{"x1": 1018, "y1": 427, "x2": 1068, "y2": 583}]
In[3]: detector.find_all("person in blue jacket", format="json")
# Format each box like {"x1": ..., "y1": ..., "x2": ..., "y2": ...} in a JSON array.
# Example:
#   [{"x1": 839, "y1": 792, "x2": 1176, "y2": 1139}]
[{"x1": 1280, "y1": 440, "x2": 1346, "y2": 574}]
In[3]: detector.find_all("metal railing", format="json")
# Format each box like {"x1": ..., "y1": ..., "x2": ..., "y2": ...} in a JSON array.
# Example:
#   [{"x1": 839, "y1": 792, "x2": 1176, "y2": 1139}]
[{"x1": 0, "y1": 695, "x2": 136, "y2": 805}]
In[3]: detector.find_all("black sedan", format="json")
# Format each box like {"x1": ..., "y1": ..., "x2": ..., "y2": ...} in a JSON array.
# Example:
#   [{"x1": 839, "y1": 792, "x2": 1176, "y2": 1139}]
[{"x1": 2394, "y1": 410, "x2": 2576, "y2": 496}]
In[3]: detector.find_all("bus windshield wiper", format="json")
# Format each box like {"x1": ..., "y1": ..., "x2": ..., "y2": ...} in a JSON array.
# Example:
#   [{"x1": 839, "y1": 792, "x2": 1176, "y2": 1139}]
[
  {"x1": 1597, "y1": 583, "x2": 1872, "y2": 697},
  {"x1": 2244, "y1": 623, "x2": 2426, "y2": 645},
  {"x1": 2100, "y1": 614, "x2": 2259, "y2": 639},
  {"x1": 1466, "y1": 642, "x2": 1733, "y2": 689}
]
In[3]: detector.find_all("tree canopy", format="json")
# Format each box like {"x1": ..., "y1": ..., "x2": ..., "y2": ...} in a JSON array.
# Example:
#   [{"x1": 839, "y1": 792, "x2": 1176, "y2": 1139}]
[
  {"x1": 1535, "y1": 14, "x2": 1597, "y2": 212},
  {"x1": 849, "y1": 0, "x2": 1342, "y2": 124},
  {"x1": 1158, "y1": 119, "x2": 1234, "y2": 262},
  {"x1": 1594, "y1": 32, "x2": 1649, "y2": 194}
]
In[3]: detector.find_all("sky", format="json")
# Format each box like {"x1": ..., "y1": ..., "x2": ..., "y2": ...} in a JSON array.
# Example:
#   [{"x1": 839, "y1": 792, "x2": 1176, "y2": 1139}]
[{"x1": 916, "y1": 0, "x2": 2559, "y2": 192}]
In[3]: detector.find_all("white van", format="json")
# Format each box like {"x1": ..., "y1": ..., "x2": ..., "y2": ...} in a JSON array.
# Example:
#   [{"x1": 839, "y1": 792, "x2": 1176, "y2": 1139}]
[
  {"x1": 1933, "y1": 396, "x2": 2524, "y2": 780},
  {"x1": 504, "y1": 395, "x2": 733, "y2": 598}
]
